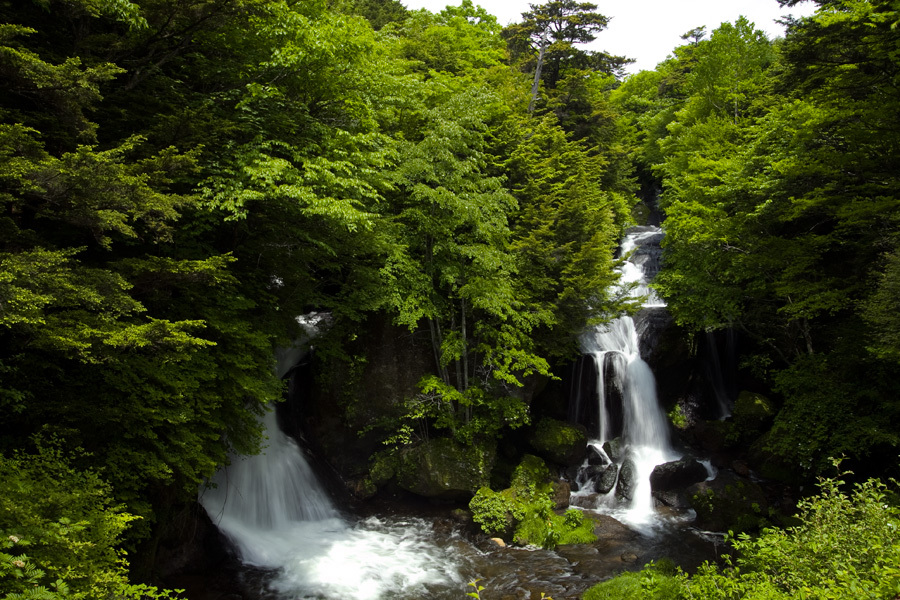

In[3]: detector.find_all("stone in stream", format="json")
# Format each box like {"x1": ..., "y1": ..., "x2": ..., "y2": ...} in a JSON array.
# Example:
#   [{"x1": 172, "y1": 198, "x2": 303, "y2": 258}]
[
  {"x1": 614, "y1": 458, "x2": 638, "y2": 501},
  {"x1": 649, "y1": 458, "x2": 708, "y2": 492},
  {"x1": 597, "y1": 464, "x2": 619, "y2": 494},
  {"x1": 602, "y1": 438, "x2": 624, "y2": 463},
  {"x1": 586, "y1": 444, "x2": 608, "y2": 466}
]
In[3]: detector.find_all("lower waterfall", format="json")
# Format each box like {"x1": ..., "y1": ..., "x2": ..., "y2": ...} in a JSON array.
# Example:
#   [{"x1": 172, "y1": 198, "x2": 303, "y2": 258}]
[{"x1": 199, "y1": 409, "x2": 464, "y2": 599}]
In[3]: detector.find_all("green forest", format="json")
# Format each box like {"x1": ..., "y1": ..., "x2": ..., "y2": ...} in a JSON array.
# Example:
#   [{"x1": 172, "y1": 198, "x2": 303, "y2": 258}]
[{"x1": 0, "y1": 0, "x2": 898, "y2": 598}]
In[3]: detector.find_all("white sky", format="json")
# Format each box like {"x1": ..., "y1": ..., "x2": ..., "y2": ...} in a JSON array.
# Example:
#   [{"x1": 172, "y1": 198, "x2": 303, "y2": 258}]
[{"x1": 400, "y1": 0, "x2": 818, "y2": 73}]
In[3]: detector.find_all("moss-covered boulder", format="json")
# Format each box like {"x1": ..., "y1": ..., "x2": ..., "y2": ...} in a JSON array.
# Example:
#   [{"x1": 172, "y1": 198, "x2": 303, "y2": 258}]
[
  {"x1": 528, "y1": 418, "x2": 588, "y2": 466},
  {"x1": 688, "y1": 471, "x2": 769, "y2": 533},
  {"x1": 395, "y1": 437, "x2": 496, "y2": 500}
]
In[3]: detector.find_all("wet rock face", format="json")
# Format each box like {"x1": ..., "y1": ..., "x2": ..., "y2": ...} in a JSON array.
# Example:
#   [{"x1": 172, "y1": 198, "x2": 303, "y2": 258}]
[
  {"x1": 602, "y1": 438, "x2": 624, "y2": 463},
  {"x1": 597, "y1": 465, "x2": 619, "y2": 495},
  {"x1": 582, "y1": 463, "x2": 619, "y2": 495},
  {"x1": 586, "y1": 445, "x2": 607, "y2": 466},
  {"x1": 649, "y1": 458, "x2": 709, "y2": 492}
]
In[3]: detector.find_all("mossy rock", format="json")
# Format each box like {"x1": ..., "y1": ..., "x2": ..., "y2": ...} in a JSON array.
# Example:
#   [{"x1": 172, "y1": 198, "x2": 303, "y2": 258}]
[
  {"x1": 733, "y1": 391, "x2": 774, "y2": 430},
  {"x1": 528, "y1": 418, "x2": 588, "y2": 466},
  {"x1": 470, "y1": 455, "x2": 597, "y2": 548},
  {"x1": 469, "y1": 486, "x2": 522, "y2": 538},
  {"x1": 395, "y1": 437, "x2": 496, "y2": 500},
  {"x1": 368, "y1": 451, "x2": 398, "y2": 487},
  {"x1": 688, "y1": 471, "x2": 769, "y2": 533}
]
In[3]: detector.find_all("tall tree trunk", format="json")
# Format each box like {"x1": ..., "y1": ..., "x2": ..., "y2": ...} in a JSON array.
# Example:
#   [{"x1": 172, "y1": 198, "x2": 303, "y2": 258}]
[
  {"x1": 461, "y1": 297, "x2": 469, "y2": 392},
  {"x1": 528, "y1": 29, "x2": 548, "y2": 114}
]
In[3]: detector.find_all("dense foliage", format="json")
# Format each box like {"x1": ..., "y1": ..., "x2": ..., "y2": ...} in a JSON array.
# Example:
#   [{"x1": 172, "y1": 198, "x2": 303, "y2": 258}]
[
  {"x1": 584, "y1": 470, "x2": 900, "y2": 599},
  {"x1": 5, "y1": 0, "x2": 900, "y2": 594},
  {"x1": 0, "y1": 0, "x2": 633, "y2": 587},
  {"x1": 469, "y1": 454, "x2": 596, "y2": 548},
  {"x1": 612, "y1": 0, "x2": 900, "y2": 479}
]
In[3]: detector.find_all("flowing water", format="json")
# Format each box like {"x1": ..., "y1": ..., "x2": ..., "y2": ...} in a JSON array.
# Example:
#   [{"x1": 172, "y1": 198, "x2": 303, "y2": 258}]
[
  {"x1": 198, "y1": 410, "x2": 714, "y2": 600},
  {"x1": 200, "y1": 410, "x2": 468, "y2": 599},
  {"x1": 572, "y1": 226, "x2": 686, "y2": 533}
]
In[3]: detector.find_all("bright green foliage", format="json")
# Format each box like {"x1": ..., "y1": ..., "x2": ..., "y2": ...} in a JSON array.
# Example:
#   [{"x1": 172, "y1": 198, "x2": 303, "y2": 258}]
[
  {"x1": 507, "y1": 115, "x2": 630, "y2": 358},
  {"x1": 0, "y1": 445, "x2": 180, "y2": 600},
  {"x1": 680, "y1": 17, "x2": 773, "y2": 123},
  {"x1": 386, "y1": 1, "x2": 506, "y2": 76},
  {"x1": 582, "y1": 560, "x2": 681, "y2": 600},
  {"x1": 585, "y1": 473, "x2": 900, "y2": 599},
  {"x1": 469, "y1": 487, "x2": 525, "y2": 535},
  {"x1": 469, "y1": 455, "x2": 596, "y2": 549},
  {"x1": 612, "y1": 5, "x2": 900, "y2": 476},
  {"x1": 686, "y1": 473, "x2": 900, "y2": 599}
]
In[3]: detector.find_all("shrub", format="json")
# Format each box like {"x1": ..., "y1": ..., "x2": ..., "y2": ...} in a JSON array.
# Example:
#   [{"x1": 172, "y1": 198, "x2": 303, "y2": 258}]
[
  {"x1": 583, "y1": 561, "x2": 682, "y2": 600},
  {"x1": 0, "y1": 444, "x2": 182, "y2": 600},
  {"x1": 586, "y1": 466, "x2": 900, "y2": 600},
  {"x1": 469, "y1": 455, "x2": 597, "y2": 549}
]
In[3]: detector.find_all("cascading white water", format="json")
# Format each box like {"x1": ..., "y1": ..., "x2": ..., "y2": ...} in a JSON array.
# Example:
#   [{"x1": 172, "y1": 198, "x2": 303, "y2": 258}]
[
  {"x1": 200, "y1": 410, "x2": 465, "y2": 599},
  {"x1": 200, "y1": 325, "x2": 465, "y2": 600},
  {"x1": 574, "y1": 226, "x2": 680, "y2": 532}
]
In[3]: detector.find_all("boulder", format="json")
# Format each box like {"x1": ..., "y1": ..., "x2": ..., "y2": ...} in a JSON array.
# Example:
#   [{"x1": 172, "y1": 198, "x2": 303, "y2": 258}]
[
  {"x1": 591, "y1": 463, "x2": 619, "y2": 494},
  {"x1": 687, "y1": 470, "x2": 769, "y2": 533},
  {"x1": 602, "y1": 438, "x2": 624, "y2": 462},
  {"x1": 586, "y1": 444, "x2": 608, "y2": 466},
  {"x1": 651, "y1": 489, "x2": 692, "y2": 510},
  {"x1": 528, "y1": 418, "x2": 588, "y2": 466},
  {"x1": 552, "y1": 480, "x2": 571, "y2": 510},
  {"x1": 615, "y1": 458, "x2": 638, "y2": 501},
  {"x1": 649, "y1": 458, "x2": 708, "y2": 492},
  {"x1": 733, "y1": 391, "x2": 774, "y2": 428},
  {"x1": 395, "y1": 437, "x2": 496, "y2": 500}
]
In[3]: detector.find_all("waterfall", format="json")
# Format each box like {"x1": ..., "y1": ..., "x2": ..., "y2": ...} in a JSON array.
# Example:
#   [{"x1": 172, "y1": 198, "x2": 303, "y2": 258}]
[
  {"x1": 573, "y1": 226, "x2": 680, "y2": 531},
  {"x1": 199, "y1": 324, "x2": 463, "y2": 599}
]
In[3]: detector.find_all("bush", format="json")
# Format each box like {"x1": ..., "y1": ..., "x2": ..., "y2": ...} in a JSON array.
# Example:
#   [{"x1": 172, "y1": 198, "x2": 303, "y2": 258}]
[
  {"x1": 0, "y1": 444, "x2": 181, "y2": 600},
  {"x1": 583, "y1": 560, "x2": 682, "y2": 600},
  {"x1": 469, "y1": 455, "x2": 597, "y2": 549},
  {"x1": 469, "y1": 487, "x2": 523, "y2": 537},
  {"x1": 586, "y1": 467, "x2": 900, "y2": 600}
]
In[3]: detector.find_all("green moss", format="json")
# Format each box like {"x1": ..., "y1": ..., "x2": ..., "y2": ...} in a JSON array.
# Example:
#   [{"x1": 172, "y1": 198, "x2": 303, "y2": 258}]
[
  {"x1": 470, "y1": 455, "x2": 597, "y2": 548},
  {"x1": 368, "y1": 450, "x2": 397, "y2": 486},
  {"x1": 583, "y1": 561, "x2": 682, "y2": 600},
  {"x1": 734, "y1": 391, "x2": 774, "y2": 419},
  {"x1": 668, "y1": 404, "x2": 688, "y2": 429},
  {"x1": 727, "y1": 391, "x2": 776, "y2": 445},
  {"x1": 510, "y1": 454, "x2": 553, "y2": 496},
  {"x1": 528, "y1": 418, "x2": 587, "y2": 465}
]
